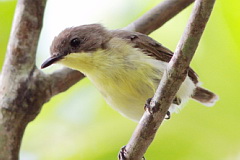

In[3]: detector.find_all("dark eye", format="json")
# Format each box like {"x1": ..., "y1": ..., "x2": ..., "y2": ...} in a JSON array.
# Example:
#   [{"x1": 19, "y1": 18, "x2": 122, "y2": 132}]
[{"x1": 70, "y1": 38, "x2": 81, "y2": 47}]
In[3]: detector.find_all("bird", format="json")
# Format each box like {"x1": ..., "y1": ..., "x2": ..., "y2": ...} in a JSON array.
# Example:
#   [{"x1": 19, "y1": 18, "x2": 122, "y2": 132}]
[{"x1": 41, "y1": 24, "x2": 218, "y2": 122}]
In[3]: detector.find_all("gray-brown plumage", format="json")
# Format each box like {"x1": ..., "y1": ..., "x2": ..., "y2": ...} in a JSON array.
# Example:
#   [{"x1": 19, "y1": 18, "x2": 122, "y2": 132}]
[{"x1": 42, "y1": 24, "x2": 218, "y2": 121}]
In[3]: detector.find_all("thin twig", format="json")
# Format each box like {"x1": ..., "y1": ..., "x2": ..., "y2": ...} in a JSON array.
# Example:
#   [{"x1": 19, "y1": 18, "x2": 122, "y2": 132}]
[
  {"x1": 120, "y1": 0, "x2": 216, "y2": 159},
  {"x1": 48, "y1": 68, "x2": 84, "y2": 96},
  {"x1": 124, "y1": 0, "x2": 194, "y2": 34}
]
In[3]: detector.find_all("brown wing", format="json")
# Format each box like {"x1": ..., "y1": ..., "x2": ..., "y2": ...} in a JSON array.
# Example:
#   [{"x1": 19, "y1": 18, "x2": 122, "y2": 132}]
[{"x1": 111, "y1": 29, "x2": 198, "y2": 84}]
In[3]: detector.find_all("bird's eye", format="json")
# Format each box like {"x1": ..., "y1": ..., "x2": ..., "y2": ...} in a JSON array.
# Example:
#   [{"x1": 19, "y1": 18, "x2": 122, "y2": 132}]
[{"x1": 70, "y1": 38, "x2": 81, "y2": 47}]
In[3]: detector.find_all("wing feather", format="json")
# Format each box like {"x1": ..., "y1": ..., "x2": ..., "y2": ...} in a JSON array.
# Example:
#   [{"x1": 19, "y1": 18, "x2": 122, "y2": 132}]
[{"x1": 111, "y1": 30, "x2": 198, "y2": 84}]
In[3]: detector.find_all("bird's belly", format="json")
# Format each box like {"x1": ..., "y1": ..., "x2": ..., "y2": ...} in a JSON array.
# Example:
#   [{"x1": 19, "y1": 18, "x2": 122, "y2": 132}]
[
  {"x1": 85, "y1": 57, "x2": 195, "y2": 122},
  {"x1": 88, "y1": 75, "x2": 156, "y2": 121},
  {"x1": 88, "y1": 74, "x2": 196, "y2": 122},
  {"x1": 104, "y1": 90, "x2": 152, "y2": 122}
]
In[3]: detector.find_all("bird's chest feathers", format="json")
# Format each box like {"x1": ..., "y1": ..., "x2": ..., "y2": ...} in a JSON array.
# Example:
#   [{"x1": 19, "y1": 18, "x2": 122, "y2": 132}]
[
  {"x1": 60, "y1": 38, "x2": 167, "y2": 103},
  {"x1": 86, "y1": 46, "x2": 165, "y2": 102},
  {"x1": 88, "y1": 63, "x2": 154, "y2": 99}
]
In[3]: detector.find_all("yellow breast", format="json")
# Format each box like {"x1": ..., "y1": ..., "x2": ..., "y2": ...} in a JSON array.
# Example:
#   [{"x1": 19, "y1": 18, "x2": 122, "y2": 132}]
[{"x1": 58, "y1": 37, "x2": 167, "y2": 121}]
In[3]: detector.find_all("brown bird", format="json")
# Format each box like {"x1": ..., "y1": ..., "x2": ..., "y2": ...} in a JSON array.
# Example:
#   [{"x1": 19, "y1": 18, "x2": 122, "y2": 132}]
[{"x1": 42, "y1": 24, "x2": 218, "y2": 121}]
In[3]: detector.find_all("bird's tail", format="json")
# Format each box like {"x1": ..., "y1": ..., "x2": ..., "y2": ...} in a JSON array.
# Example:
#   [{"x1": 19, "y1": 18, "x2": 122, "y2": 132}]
[{"x1": 191, "y1": 87, "x2": 219, "y2": 106}]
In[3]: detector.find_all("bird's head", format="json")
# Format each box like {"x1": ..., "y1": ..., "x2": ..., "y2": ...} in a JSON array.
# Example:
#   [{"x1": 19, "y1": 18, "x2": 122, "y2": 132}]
[{"x1": 41, "y1": 24, "x2": 111, "y2": 69}]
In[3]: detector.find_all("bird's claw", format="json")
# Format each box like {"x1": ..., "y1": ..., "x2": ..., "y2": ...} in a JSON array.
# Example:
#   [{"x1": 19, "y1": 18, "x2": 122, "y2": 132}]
[
  {"x1": 173, "y1": 97, "x2": 181, "y2": 105},
  {"x1": 165, "y1": 111, "x2": 171, "y2": 119},
  {"x1": 144, "y1": 98, "x2": 153, "y2": 113},
  {"x1": 144, "y1": 98, "x2": 171, "y2": 119}
]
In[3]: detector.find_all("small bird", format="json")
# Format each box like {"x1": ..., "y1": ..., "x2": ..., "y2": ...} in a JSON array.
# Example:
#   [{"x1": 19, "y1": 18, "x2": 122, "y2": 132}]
[{"x1": 41, "y1": 24, "x2": 218, "y2": 122}]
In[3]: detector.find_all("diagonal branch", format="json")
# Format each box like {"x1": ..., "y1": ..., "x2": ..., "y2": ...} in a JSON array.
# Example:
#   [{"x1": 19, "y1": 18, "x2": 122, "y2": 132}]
[
  {"x1": 124, "y1": 0, "x2": 194, "y2": 34},
  {"x1": 45, "y1": 0, "x2": 194, "y2": 96},
  {"x1": 120, "y1": 0, "x2": 216, "y2": 159},
  {"x1": 47, "y1": 68, "x2": 85, "y2": 96}
]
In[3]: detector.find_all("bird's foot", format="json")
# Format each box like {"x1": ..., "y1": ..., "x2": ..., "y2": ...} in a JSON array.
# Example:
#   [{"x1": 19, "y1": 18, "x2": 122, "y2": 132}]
[
  {"x1": 144, "y1": 98, "x2": 159, "y2": 114},
  {"x1": 144, "y1": 98, "x2": 152, "y2": 113},
  {"x1": 144, "y1": 98, "x2": 171, "y2": 120},
  {"x1": 173, "y1": 97, "x2": 181, "y2": 105},
  {"x1": 165, "y1": 111, "x2": 171, "y2": 119}
]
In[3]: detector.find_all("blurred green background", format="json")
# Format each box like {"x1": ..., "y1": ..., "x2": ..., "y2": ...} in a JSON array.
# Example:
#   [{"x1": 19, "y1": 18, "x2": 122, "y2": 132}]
[{"x1": 1, "y1": 0, "x2": 240, "y2": 160}]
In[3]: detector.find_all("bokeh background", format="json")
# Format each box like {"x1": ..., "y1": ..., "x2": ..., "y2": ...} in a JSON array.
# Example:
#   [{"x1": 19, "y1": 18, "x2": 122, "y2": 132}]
[{"x1": 1, "y1": 0, "x2": 240, "y2": 159}]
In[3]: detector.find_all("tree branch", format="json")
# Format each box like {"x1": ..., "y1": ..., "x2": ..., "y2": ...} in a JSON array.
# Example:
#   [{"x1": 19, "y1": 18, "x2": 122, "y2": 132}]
[
  {"x1": 0, "y1": 0, "x2": 47, "y2": 159},
  {"x1": 1, "y1": 0, "x2": 45, "y2": 74},
  {"x1": 124, "y1": 0, "x2": 194, "y2": 34},
  {"x1": 47, "y1": 68, "x2": 85, "y2": 96},
  {"x1": 120, "y1": 0, "x2": 216, "y2": 159}
]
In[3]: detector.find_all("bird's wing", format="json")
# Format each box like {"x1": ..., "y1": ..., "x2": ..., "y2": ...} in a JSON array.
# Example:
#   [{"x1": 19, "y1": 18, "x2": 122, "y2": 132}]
[{"x1": 111, "y1": 29, "x2": 198, "y2": 84}]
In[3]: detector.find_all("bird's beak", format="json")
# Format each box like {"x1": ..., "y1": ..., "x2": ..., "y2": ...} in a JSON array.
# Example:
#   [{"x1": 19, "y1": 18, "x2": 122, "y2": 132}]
[{"x1": 41, "y1": 54, "x2": 63, "y2": 69}]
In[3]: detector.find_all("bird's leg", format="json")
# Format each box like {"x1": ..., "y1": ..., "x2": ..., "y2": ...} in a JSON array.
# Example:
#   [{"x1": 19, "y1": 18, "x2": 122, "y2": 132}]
[
  {"x1": 144, "y1": 98, "x2": 170, "y2": 119},
  {"x1": 144, "y1": 97, "x2": 181, "y2": 120},
  {"x1": 165, "y1": 111, "x2": 171, "y2": 120},
  {"x1": 173, "y1": 97, "x2": 181, "y2": 105},
  {"x1": 144, "y1": 97, "x2": 155, "y2": 114},
  {"x1": 144, "y1": 98, "x2": 152, "y2": 112}
]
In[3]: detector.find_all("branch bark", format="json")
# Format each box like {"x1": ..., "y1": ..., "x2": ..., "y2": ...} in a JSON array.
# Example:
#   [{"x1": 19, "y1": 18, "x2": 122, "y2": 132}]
[
  {"x1": 0, "y1": 0, "x2": 47, "y2": 159},
  {"x1": 120, "y1": 0, "x2": 216, "y2": 159},
  {"x1": 124, "y1": 0, "x2": 194, "y2": 34},
  {"x1": 47, "y1": 68, "x2": 84, "y2": 96}
]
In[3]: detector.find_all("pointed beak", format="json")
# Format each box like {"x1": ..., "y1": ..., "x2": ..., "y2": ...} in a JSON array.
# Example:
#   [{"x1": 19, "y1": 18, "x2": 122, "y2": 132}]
[{"x1": 41, "y1": 54, "x2": 63, "y2": 69}]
